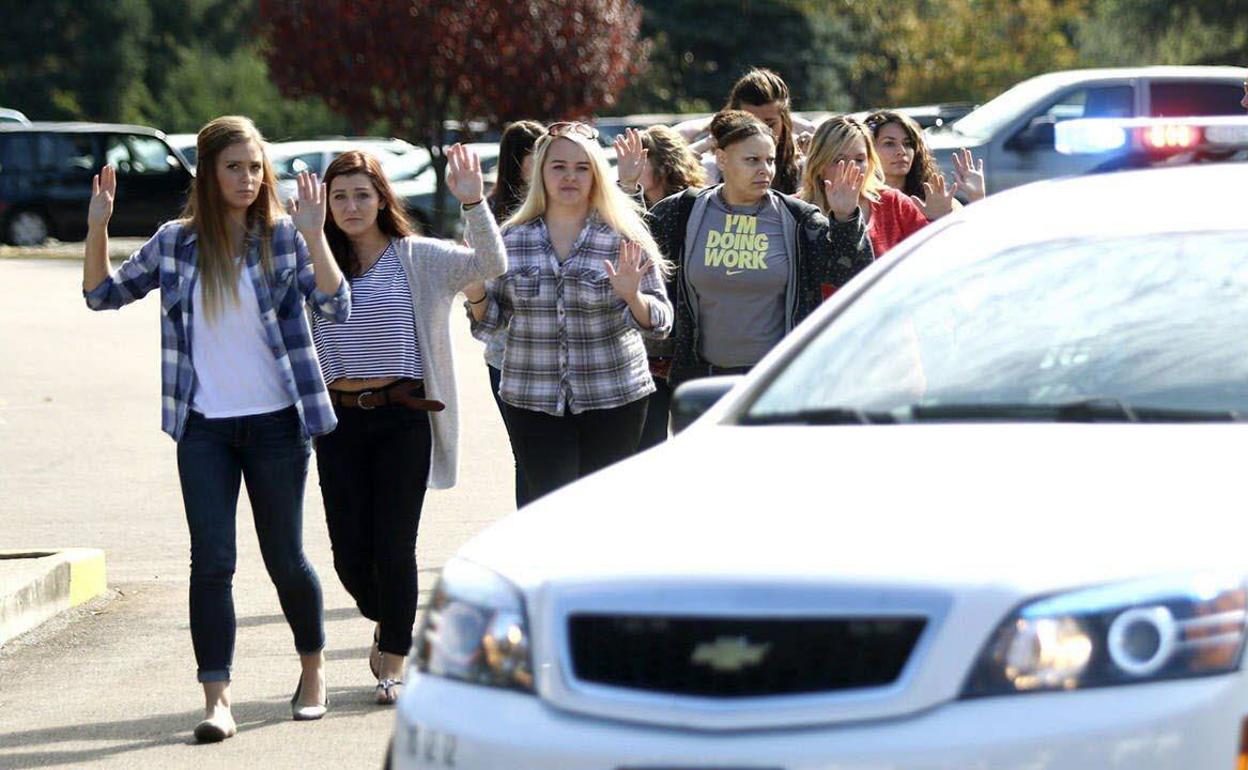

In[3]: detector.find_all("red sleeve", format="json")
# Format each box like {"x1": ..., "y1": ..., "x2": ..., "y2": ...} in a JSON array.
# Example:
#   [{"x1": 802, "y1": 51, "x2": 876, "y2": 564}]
[{"x1": 895, "y1": 191, "x2": 929, "y2": 239}]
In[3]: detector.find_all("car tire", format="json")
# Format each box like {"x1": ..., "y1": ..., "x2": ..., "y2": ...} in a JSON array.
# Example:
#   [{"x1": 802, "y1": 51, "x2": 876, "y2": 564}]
[{"x1": 4, "y1": 208, "x2": 51, "y2": 246}]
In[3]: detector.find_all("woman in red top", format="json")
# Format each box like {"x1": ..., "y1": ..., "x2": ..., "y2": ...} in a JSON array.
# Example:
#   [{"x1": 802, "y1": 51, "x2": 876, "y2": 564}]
[
  {"x1": 798, "y1": 116, "x2": 930, "y2": 257},
  {"x1": 866, "y1": 109, "x2": 986, "y2": 220}
]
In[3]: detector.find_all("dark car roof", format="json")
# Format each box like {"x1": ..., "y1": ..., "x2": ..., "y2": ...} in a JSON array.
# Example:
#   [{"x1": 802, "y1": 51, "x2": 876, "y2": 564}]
[{"x1": 0, "y1": 122, "x2": 168, "y2": 137}]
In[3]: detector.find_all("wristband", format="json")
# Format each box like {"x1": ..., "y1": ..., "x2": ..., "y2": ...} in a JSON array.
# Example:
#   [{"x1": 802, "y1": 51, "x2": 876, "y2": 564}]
[{"x1": 467, "y1": 293, "x2": 487, "y2": 305}]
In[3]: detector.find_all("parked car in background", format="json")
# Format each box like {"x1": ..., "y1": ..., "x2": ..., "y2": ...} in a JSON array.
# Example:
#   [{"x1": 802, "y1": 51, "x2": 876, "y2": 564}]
[
  {"x1": 165, "y1": 133, "x2": 198, "y2": 171},
  {"x1": 0, "y1": 108, "x2": 30, "y2": 125},
  {"x1": 0, "y1": 122, "x2": 192, "y2": 245},
  {"x1": 851, "y1": 102, "x2": 977, "y2": 130},
  {"x1": 391, "y1": 142, "x2": 500, "y2": 237},
  {"x1": 387, "y1": 160, "x2": 1248, "y2": 770},
  {"x1": 268, "y1": 137, "x2": 427, "y2": 202},
  {"x1": 927, "y1": 65, "x2": 1248, "y2": 192}
]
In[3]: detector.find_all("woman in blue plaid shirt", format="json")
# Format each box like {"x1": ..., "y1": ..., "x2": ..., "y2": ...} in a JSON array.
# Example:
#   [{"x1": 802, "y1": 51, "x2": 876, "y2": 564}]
[
  {"x1": 466, "y1": 122, "x2": 673, "y2": 502},
  {"x1": 82, "y1": 116, "x2": 347, "y2": 742}
]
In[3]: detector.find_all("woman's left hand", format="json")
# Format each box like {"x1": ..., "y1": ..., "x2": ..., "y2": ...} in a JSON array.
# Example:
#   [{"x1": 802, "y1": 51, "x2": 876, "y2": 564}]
[
  {"x1": 952, "y1": 148, "x2": 986, "y2": 202},
  {"x1": 289, "y1": 171, "x2": 327, "y2": 236},
  {"x1": 613, "y1": 128, "x2": 647, "y2": 192},
  {"x1": 911, "y1": 174, "x2": 959, "y2": 220},
  {"x1": 823, "y1": 160, "x2": 865, "y2": 222},
  {"x1": 605, "y1": 240, "x2": 649, "y2": 302},
  {"x1": 446, "y1": 143, "x2": 484, "y2": 205}
]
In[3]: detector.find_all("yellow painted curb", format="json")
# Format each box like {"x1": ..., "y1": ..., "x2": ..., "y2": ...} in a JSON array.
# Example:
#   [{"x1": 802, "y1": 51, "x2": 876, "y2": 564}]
[{"x1": 63, "y1": 549, "x2": 108, "y2": 607}]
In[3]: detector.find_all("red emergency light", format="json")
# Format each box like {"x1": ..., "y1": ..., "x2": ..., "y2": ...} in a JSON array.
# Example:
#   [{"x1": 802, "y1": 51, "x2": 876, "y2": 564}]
[{"x1": 1141, "y1": 124, "x2": 1201, "y2": 151}]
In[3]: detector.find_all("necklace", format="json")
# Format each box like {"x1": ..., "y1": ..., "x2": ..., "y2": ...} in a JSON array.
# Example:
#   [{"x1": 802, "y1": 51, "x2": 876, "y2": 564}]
[{"x1": 717, "y1": 186, "x2": 768, "y2": 217}]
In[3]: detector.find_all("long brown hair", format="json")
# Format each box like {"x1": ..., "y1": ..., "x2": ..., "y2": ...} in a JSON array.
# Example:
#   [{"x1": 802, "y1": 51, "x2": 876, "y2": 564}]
[
  {"x1": 727, "y1": 68, "x2": 799, "y2": 194},
  {"x1": 488, "y1": 120, "x2": 544, "y2": 222},
  {"x1": 180, "y1": 115, "x2": 283, "y2": 320},
  {"x1": 321, "y1": 150, "x2": 414, "y2": 278},
  {"x1": 639, "y1": 125, "x2": 707, "y2": 203},
  {"x1": 865, "y1": 110, "x2": 941, "y2": 200}
]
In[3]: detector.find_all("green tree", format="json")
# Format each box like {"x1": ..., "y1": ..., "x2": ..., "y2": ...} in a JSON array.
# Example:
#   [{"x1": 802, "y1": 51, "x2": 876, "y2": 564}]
[
  {"x1": 615, "y1": 0, "x2": 851, "y2": 114},
  {"x1": 0, "y1": 0, "x2": 154, "y2": 122},
  {"x1": 1077, "y1": 0, "x2": 1248, "y2": 67}
]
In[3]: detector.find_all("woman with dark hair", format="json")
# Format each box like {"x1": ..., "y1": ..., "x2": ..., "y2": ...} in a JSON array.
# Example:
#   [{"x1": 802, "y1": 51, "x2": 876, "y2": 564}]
[
  {"x1": 680, "y1": 68, "x2": 811, "y2": 195},
  {"x1": 482, "y1": 120, "x2": 543, "y2": 508},
  {"x1": 312, "y1": 146, "x2": 506, "y2": 705},
  {"x1": 83, "y1": 115, "x2": 348, "y2": 740},
  {"x1": 649, "y1": 110, "x2": 874, "y2": 388},
  {"x1": 865, "y1": 109, "x2": 986, "y2": 218}
]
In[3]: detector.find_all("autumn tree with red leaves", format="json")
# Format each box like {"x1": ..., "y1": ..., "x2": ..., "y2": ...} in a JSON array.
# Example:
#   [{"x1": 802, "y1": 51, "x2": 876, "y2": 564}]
[{"x1": 258, "y1": 0, "x2": 647, "y2": 234}]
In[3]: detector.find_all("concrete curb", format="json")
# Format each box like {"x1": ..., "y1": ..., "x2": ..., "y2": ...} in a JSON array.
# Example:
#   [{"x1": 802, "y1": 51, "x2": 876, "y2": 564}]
[{"x1": 0, "y1": 548, "x2": 107, "y2": 646}]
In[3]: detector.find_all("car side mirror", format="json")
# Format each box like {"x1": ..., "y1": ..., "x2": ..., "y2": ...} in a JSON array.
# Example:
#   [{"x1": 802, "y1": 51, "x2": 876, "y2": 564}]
[
  {"x1": 1007, "y1": 117, "x2": 1056, "y2": 151},
  {"x1": 670, "y1": 375, "x2": 745, "y2": 434}
]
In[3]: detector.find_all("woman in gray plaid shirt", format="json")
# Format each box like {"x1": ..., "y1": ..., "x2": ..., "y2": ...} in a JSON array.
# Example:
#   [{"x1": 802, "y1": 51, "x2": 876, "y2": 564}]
[{"x1": 465, "y1": 122, "x2": 673, "y2": 502}]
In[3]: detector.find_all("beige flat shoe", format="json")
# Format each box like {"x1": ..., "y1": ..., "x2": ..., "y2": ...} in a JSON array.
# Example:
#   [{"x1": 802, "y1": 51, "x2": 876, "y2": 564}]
[{"x1": 193, "y1": 711, "x2": 237, "y2": 743}]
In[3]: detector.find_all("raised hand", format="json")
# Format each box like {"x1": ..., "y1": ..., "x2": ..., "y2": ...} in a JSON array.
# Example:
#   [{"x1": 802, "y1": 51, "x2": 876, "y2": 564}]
[
  {"x1": 613, "y1": 128, "x2": 648, "y2": 191},
  {"x1": 605, "y1": 240, "x2": 650, "y2": 302},
  {"x1": 952, "y1": 148, "x2": 986, "y2": 202},
  {"x1": 446, "y1": 143, "x2": 484, "y2": 205},
  {"x1": 289, "y1": 171, "x2": 327, "y2": 236},
  {"x1": 822, "y1": 160, "x2": 865, "y2": 222},
  {"x1": 88, "y1": 165, "x2": 116, "y2": 229},
  {"x1": 795, "y1": 130, "x2": 814, "y2": 157},
  {"x1": 911, "y1": 173, "x2": 959, "y2": 220}
]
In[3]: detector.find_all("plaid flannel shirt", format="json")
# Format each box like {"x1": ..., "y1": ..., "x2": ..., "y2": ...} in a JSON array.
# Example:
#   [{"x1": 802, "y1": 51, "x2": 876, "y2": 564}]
[
  {"x1": 470, "y1": 216, "x2": 672, "y2": 416},
  {"x1": 84, "y1": 218, "x2": 351, "y2": 441}
]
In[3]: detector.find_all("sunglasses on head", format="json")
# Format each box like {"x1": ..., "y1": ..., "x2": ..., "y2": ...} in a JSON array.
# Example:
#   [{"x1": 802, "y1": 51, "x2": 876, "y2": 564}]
[{"x1": 546, "y1": 121, "x2": 600, "y2": 140}]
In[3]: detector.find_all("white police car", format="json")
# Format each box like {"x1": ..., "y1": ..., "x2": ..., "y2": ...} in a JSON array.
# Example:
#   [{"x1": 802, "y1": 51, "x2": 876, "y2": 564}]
[{"x1": 387, "y1": 155, "x2": 1248, "y2": 769}]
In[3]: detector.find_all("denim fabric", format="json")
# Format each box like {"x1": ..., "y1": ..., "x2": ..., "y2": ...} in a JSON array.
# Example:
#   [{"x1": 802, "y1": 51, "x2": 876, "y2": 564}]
[
  {"x1": 176, "y1": 405, "x2": 324, "y2": 683},
  {"x1": 314, "y1": 405, "x2": 431, "y2": 656}
]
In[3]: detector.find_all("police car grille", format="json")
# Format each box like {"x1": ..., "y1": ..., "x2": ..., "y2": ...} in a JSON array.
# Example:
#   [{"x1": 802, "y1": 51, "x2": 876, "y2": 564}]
[{"x1": 568, "y1": 614, "x2": 926, "y2": 697}]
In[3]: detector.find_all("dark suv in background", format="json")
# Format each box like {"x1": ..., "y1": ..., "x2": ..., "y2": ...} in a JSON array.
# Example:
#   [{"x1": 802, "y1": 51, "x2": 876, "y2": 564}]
[{"x1": 0, "y1": 123, "x2": 192, "y2": 245}]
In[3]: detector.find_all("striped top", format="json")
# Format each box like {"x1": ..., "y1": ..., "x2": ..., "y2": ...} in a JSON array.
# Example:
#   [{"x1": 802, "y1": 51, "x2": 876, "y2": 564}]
[{"x1": 312, "y1": 242, "x2": 422, "y2": 383}]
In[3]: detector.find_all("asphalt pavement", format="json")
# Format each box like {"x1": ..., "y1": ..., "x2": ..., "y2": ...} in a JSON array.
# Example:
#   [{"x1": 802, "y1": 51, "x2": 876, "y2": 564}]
[{"x1": 0, "y1": 258, "x2": 516, "y2": 769}]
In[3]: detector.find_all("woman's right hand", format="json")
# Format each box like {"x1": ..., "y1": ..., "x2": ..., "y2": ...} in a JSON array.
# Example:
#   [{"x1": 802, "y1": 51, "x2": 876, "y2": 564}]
[
  {"x1": 88, "y1": 165, "x2": 116, "y2": 229},
  {"x1": 823, "y1": 160, "x2": 865, "y2": 222}
]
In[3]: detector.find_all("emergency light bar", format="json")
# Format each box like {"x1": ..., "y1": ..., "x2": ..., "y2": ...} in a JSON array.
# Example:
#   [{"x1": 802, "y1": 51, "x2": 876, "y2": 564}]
[{"x1": 1056, "y1": 116, "x2": 1248, "y2": 155}]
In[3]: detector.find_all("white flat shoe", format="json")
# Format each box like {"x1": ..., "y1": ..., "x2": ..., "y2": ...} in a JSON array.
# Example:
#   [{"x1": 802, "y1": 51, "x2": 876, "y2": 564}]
[
  {"x1": 291, "y1": 676, "x2": 328, "y2": 721},
  {"x1": 193, "y1": 711, "x2": 237, "y2": 743}
]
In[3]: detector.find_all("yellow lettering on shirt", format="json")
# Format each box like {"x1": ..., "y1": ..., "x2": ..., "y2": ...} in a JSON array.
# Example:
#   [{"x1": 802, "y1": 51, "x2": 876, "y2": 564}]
[{"x1": 704, "y1": 215, "x2": 768, "y2": 273}]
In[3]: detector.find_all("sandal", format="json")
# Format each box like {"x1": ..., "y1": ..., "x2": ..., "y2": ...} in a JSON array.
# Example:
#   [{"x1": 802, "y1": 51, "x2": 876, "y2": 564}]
[
  {"x1": 369, "y1": 626, "x2": 381, "y2": 680},
  {"x1": 375, "y1": 678, "x2": 403, "y2": 706}
]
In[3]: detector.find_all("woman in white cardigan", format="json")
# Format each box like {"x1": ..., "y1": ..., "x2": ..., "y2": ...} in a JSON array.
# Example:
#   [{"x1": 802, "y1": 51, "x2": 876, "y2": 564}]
[{"x1": 309, "y1": 145, "x2": 505, "y2": 704}]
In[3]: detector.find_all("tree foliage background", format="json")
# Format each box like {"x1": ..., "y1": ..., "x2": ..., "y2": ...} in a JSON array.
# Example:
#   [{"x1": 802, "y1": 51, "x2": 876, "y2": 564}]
[{"x1": 0, "y1": 0, "x2": 1244, "y2": 138}]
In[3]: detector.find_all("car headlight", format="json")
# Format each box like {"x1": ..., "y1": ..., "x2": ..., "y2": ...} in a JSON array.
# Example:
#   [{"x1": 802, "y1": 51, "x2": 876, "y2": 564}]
[
  {"x1": 963, "y1": 573, "x2": 1247, "y2": 697},
  {"x1": 413, "y1": 558, "x2": 534, "y2": 692}
]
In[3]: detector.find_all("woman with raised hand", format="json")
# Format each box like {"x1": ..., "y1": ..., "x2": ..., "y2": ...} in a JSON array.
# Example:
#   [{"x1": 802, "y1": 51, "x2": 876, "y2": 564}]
[
  {"x1": 311, "y1": 145, "x2": 505, "y2": 705},
  {"x1": 82, "y1": 115, "x2": 348, "y2": 742},
  {"x1": 464, "y1": 121, "x2": 672, "y2": 501},
  {"x1": 799, "y1": 115, "x2": 930, "y2": 258},
  {"x1": 482, "y1": 119, "x2": 544, "y2": 509},
  {"x1": 678, "y1": 68, "x2": 809, "y2": 194},
  {"x1": 614, "y1": 125, "x2": 708, "y2": 448},
  {"x1": 865, "y1": 109, "x2": 987, "y2": 220},
  {"x1": 649, "y1": 110, "x2": 874, "y2": 389}
]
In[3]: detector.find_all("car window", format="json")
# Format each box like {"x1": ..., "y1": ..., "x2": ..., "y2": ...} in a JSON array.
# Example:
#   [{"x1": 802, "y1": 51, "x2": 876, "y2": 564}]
[
  {"x1": 36, "y1": 133, "x2": 97, "y2": 172},
  {"x1": 1150, "y1": 82, "x2": 1246, "y2": 117},
  {"x1": 124, "y1": 135, "x2": 177, "y2": 175},
  {"x1": 743, "y1": 230, "x2": 1248, "y2": 422},
  {"x1": 0, "y1": 134, "x2": 37, "y2": 173},
  {"x1": 104, "y1": 136, "x2": 135, "y2": 173},
  {"x1": 1038, "y1": 86, "x2": 1134, "y2": 124},
  {"x1": 272, "y1": 152, "x2": 322, "y2": 179}
]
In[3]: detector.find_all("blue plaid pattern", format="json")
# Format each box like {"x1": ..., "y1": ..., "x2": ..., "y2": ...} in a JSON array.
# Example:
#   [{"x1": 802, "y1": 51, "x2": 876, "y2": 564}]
[
  {"x1": 470, "y1": 216, "x2": 672, "y2": 416},
  {"x1": 84, "y1": 218, "x2": 351, "y2": 440}
]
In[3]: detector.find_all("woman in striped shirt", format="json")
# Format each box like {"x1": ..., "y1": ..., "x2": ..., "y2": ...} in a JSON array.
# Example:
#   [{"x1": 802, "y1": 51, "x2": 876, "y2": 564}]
[
  {"x1": 311, "y1": 146, "x2": 506, "y2": 705},
  {"x1": 465, "y1": 122, "x2": 673, "y2": 502}
]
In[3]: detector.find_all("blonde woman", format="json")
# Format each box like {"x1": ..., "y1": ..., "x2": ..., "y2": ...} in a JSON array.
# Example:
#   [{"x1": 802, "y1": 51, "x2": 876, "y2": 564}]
[
  {"x1": 799, "y1": 116, "x2": 932, "y2": 257},
  {"x1": 464, "y1": 121, "x2": 672, "y2": 501},
  {"x1": 83, "y1": 116, "x2": 347, "y2": 741}
]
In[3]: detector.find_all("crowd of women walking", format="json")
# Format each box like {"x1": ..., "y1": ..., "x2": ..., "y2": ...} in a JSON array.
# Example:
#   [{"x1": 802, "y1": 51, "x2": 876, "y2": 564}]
[{"x1": 79, "y1": 67, "x2": 986, "y2": 742}]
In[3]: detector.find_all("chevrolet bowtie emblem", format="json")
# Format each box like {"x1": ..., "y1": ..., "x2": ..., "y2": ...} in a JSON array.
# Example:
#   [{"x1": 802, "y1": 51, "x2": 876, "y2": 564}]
[{"x1": 690, "y1": 636, "x2": 771, "y2": 673}]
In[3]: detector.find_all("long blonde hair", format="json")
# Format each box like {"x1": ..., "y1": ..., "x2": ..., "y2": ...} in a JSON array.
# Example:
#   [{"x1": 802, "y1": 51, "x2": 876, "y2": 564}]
[
  {"x1": 180, "y1": 116, "x2": 283, "y2": 319},
  {"x1": 799, "y1": 116, "x2": 887, "y2": 213},
  {"x1": 504, "y1": 131, "x2": 669, "y2": 275}
]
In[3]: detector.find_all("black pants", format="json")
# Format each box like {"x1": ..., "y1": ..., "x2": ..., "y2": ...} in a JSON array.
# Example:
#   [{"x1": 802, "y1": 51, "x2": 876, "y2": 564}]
[
  {"x1": 488, "y1": 364, "x2": 532, "y2": 509},
  {"x1": 314, "y1": 404, "x2": 431, "y2": 656},
  {"x1": 502, "y1": 398, "x2": 648, "y2": 502},
  {"x1": 637, "y1": 378, "x2": 673, "y2": 451}
]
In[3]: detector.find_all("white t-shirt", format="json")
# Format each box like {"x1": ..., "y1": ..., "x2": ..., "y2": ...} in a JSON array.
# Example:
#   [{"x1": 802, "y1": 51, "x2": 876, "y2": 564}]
[{"x1": 191, "y1": 264, "x2": 295, "y2": 418}]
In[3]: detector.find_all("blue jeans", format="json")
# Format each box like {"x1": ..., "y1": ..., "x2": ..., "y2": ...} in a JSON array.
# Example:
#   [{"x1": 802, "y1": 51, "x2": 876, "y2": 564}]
[{"x1": 176, "y1": 406, "x2": 325, "y2": 683}]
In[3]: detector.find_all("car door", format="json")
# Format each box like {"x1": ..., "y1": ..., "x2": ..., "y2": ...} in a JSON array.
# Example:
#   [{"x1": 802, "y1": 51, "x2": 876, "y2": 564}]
[
  {"x1": 34, "y1": 131, "x2": 99, "y2": 240},
  {"x1": 987, "y1": 81, "x2": 1137, "y2": 191},
  {"x1": 105, "y1": 133, "x2": 193, "y2": 235}
]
